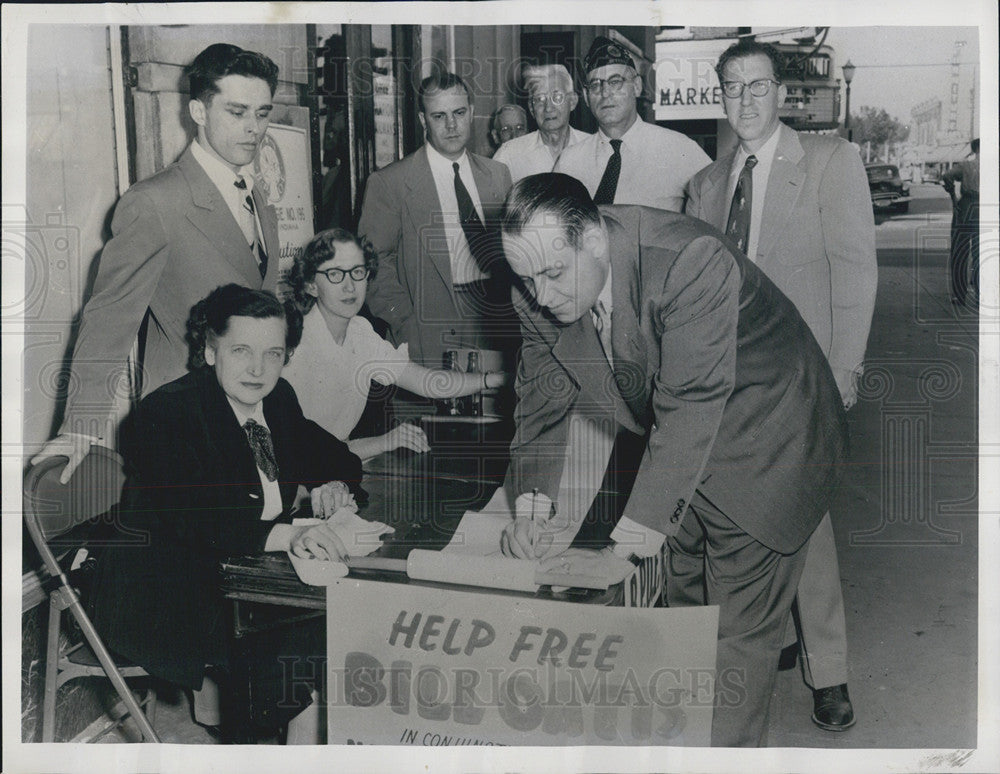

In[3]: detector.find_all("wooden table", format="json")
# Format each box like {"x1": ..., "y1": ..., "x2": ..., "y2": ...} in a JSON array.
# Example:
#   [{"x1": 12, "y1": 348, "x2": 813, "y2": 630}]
[
  {"x1": 221, "y1": 472, "x2": 623, "y2": 638},
  {"x1": 220, "y1": 417, "x2": 661, "y2": 635}
]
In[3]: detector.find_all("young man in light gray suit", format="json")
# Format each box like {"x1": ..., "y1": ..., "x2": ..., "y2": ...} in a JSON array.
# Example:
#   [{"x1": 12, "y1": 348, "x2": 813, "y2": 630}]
[
  {"x1": 686, "y1": 38, "x2": 878, "y2": 731},
  {"x1": 359, "y1": 72, "x2": 516, "y2": 379},
  {"x1": 32, "y1": 43, "x2": 281, "y2": 483},
  {"x1": 498, "y1": 173, "x2": 849, "y2": 746}
]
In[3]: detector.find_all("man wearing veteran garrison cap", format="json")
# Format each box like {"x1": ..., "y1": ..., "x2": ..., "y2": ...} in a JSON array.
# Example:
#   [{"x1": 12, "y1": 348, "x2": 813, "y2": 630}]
[{"x1": 556, "y1": 36, "x2": 709, "y2": 211}]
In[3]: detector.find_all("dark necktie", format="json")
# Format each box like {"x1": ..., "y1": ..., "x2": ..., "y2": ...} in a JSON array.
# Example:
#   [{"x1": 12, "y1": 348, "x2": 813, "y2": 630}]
[
  {"x1": 592, "y1": 139, "x2": 622, "y2": 206},
  {"x1": 725, "y1": 154, "x2": 757, "y2": 254},
  {"x1": 243, "y1": 418, "x2": 278, "y2": 482},
  {"x1": 452, "y1": 162, "x2": 495, "y2": 274},
  {"x1": 235, "y1": 177, "x2": 268, "y2": 279}
]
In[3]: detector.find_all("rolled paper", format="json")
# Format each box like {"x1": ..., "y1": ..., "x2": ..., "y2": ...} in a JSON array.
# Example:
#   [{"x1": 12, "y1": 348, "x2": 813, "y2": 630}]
[{"x1": 407, "y1": 549, "x2": 538, "y2": 592}]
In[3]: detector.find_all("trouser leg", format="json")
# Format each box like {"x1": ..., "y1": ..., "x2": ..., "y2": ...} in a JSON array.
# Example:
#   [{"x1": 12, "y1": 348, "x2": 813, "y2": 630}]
[
  {"x1": 689, "y1": 493, "x2": 809, "y2": 747},
  {"x1": 666, "y1": 503, "x2": 707, "y2": 607},
  {"x1": 794, "y1": 513, "x2": 849, "y2": 689}
]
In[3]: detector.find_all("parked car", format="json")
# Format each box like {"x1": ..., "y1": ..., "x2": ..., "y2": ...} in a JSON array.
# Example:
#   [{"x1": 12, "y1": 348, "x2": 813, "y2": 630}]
[{"x1": 865, "y1": 163, "x2": 910, "y2": 213}]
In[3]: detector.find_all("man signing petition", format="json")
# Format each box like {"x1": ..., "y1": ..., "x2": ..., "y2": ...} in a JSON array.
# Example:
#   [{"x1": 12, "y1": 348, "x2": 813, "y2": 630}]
[{"x1": 498, "y1": 173, "x2": 848, "y2": 747}]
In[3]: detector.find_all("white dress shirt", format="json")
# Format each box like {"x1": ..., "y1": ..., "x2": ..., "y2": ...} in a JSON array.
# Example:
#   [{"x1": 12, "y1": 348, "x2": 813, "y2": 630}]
[
  {"x1": 424, "y1": 142, "x2": 488, "y2": 285},
  {"x1": 556, "y1": 118, "x2": 710, "y2": 212},
  {"x1": 190, "y1": 139, "x2": 263, "y2": 243},
  {"x1": 225, "y1": 396, "x2": 283, "y2": 521},
  {"x1": 493, "y1": 127, "x2": 591, "y2": 183},
  {"x1": 282, "y1": 308, "x2": 410, "y2": 441},
  {"x1": 726, "y1": 126, "x2": 781, "y2": 262}
]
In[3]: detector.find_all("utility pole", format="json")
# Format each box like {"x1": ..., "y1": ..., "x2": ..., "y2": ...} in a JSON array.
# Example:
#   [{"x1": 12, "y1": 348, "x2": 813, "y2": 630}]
[
  {"x1": 947, "y1": 40, "x2": 965, "y2": 137},
  {"x1": 969, "y1": 63, "x2": 976, "y2": 140}
]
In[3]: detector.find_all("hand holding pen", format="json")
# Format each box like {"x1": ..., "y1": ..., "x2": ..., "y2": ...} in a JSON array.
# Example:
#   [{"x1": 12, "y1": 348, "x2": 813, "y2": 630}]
[{"x1": 501, "y1": 489, "x2": 554, "y2": 559}]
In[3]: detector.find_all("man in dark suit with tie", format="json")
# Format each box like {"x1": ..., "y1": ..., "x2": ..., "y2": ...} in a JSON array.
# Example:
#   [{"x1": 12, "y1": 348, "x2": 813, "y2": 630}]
[
  {"x1": 686, "y1": 39, "x2": 877, "y2": 731},
  {"x1": 498, "y1": 173, "x2": 848, "y2": 746},
  {"x1": 31, "y1": 43, "x2": 281, "y2": 482},
  {"x1": 359, "y1": 72, "x2": 516, "y2": 379}
]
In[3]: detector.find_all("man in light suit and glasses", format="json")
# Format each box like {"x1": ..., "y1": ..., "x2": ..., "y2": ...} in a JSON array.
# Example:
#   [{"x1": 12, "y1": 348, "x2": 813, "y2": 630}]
[
  {"x1": 359, "y1": 72, "x2": 517, "y2": 390},
  {"x1": 686, "y1": 38, "x2": 877, "y2": 731},
  {"x1": 498, "y1": 173, "x2": 848, "y2": 746},
  {"x1": 31, "y1": 43, "x2": 281, "y2": 483}
]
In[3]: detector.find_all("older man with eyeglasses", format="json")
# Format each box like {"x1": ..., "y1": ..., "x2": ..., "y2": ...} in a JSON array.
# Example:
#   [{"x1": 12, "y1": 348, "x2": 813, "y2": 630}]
[
  {"x1": 493, "y1": 63, "x2": 591, "y2": 182},
  {"x1": 555, "y1": 36, "x2": 708, "y2": 211}
]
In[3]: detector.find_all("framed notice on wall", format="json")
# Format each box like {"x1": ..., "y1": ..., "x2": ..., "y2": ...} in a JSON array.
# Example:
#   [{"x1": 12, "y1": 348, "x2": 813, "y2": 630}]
[
  {"x1": 251, "y1": 120, "x2": 314, "y2": 294},
  {"x1": 327, "y1": 581, "x2": 719, "y2": 747}
]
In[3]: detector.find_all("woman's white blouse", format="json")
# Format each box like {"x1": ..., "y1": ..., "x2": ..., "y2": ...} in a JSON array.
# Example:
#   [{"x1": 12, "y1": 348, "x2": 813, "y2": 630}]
[{"x1": 284, "y1": 307, "x2": 410, "y2": 440}]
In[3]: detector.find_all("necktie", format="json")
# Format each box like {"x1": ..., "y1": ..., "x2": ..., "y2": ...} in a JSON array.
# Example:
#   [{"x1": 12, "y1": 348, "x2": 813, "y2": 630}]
[
  {"x1": 235, "y1": 177, "x2": 268, "y2": 278},
  {"x1": 453, "y1": 162, "x2": 494, "y2": 274},
  {"x1": 592, "y1": 300, "x2": 613, "y2": 369},
  {"x1": 592, "y1": 139, "x2": 622, "y2": 206},
  {"x1": 243, "y1": 418, "x2": 278, "y2": 482},
  {"x1": 725, "y1": 154, "x2": 757, "y2": 255}
]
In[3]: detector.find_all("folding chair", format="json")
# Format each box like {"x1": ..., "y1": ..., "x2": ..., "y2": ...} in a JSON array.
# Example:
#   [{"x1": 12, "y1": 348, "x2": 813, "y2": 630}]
[{"x1": 23, "y1": 448, "x2": 160, "y2": 743}]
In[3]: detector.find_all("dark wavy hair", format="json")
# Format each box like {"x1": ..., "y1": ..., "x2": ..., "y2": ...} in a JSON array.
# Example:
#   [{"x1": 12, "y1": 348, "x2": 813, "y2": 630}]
[
  {"x1": 187, "y1": 43, "x2": 279, "y2": 102},
  {"x1": 287, "y1": 229, "x2": 379, "y2": 315},
  {"x1": 715, "y1": 39, "x2": 783, "y2": 83},
  {"x1": 501, "y1": 172, "x2": 601, "y2": 250},
  {"x1": 185, "y1": 284, "x2": 303, "y2": 370}
]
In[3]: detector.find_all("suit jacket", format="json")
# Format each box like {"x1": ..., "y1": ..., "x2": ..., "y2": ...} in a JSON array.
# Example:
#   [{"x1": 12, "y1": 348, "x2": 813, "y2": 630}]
[
  {"x1": 506, "y1": 206, "x2": 848, "y2": 554},
  {"x1": 686, "y1": 123, "x2": 876, "y2": 377},
  {"x1": 90, "y1": 368, "x2": 363, "y2": 689},
  {"x1": 358, "y1": 145, "x2": 513, "y2": 368},
  {"x1": 60, "y1": 145, "x2": 280, "y2": 432}
]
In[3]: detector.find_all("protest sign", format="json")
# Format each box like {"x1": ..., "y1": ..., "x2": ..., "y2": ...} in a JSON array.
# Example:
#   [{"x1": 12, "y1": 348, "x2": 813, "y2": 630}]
[{"x1": 326, "y1": 580, "x2": 718, "y2": 746}]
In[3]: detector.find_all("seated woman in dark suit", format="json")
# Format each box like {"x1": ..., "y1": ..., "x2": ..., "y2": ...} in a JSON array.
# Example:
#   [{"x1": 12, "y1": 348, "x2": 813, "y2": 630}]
[{"x1": 90, "y1": 284, "x2": 376, "y2": 742}]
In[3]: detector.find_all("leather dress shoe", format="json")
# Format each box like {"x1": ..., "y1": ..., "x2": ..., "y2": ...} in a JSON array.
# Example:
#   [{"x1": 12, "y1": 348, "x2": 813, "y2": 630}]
[
  {"x1": 811, "y1": 683, "x2": 855, "y2": 731},
  {"x1": 778, "y1": 641, "x2": 799, "y2": 671}
]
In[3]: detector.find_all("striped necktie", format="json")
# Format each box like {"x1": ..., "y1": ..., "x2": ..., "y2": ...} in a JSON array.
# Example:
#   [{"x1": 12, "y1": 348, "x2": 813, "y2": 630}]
[{"x1": 235, "y1": 177, "x2": 268, "y2": 278}]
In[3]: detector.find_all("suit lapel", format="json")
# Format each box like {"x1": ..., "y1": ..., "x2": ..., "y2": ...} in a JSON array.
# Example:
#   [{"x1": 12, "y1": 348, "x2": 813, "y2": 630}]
[
  {"x1": 469, "y1": 153, "x2": 500, "y2": 220},
  {"x1": 198, "y1": 370, "x2": 264, "y2": 495},
  {"x1": 758, "y1": 124, "x2": 805, "y2": 262},
  {"x1": 263, "y1": 384, "x2": 301, "y2": 511},
  {"x1": 179, "y1": 147, "x2": 264, "y2": 289},
  {"x1": 605, "y1": 213, "x2": 650, "y2": 431},
  {"x1": 702, "y1": 151, "x2": 737, "y2": 230},
  {"x1": 402, "y1": 148, "x2": 455, "y2": 301}
]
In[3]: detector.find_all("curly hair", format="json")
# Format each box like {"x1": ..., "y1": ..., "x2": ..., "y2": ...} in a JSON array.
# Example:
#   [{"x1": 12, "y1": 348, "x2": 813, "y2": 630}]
[
  {"x1": 287, "y1": 229, "x2": 379, "y2": 314},
  {"x1": 185, "y1": 284, "x2": 303, "y2": 370}
]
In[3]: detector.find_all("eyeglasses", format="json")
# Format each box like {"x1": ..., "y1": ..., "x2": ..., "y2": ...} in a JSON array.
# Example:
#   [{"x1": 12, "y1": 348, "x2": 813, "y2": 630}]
[
  {"x1": 529, "y1": 90, "x2": 568, "y2": 108},
  {"x1": 720, "y1": 79, "x2": 780, "y2": 99},
  {"x1": 585, "y1": 74, "x2": 631, "y2": 95},
  {"x1": 316, "y1": 266, "x2": 370, "y2": 284},
  {"x1": 499, "y1": 123, "x2": 526, "y2": 136}
]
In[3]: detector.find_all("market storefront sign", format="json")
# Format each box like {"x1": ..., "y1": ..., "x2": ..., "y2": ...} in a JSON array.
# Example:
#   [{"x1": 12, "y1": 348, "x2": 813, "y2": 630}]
[
  {"x1": 654, "y1": 39, "x2": 730, "y2": 120},
  {"x1": 327, "y1": 580, "x2": 719, "y2": 746}
]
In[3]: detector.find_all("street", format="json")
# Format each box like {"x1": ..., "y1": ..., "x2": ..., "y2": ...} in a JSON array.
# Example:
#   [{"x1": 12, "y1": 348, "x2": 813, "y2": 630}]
[{"x1": 768, "y1": 183, "x2": 980, "y2": 748}]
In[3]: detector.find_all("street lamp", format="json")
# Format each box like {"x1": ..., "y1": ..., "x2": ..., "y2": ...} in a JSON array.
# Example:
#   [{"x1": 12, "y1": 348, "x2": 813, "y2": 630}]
[{"x1": 842, "y1": 59, "x2": 856, "y2": 142}]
